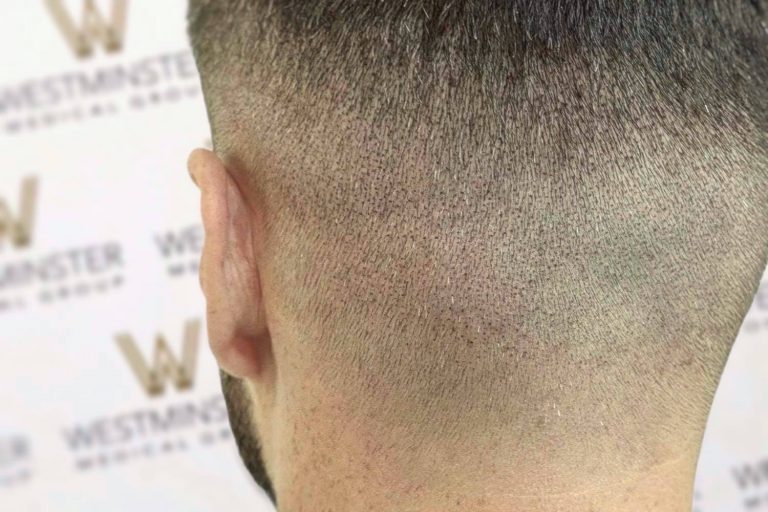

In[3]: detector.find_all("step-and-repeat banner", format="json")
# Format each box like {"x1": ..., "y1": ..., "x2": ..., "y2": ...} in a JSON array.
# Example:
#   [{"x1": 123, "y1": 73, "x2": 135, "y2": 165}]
[{"x1": 0, "y1": 2, "x2": 765, "y2": 511}]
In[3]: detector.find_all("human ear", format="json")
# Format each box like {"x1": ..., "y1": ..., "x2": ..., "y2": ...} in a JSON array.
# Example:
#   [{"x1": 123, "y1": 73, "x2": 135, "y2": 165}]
[{"x1": 187, "y1": 148, "x2": 270, "y2": 380}]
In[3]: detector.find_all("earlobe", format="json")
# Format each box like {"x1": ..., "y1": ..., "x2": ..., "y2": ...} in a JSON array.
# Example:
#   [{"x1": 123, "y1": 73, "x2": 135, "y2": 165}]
[{"x1": 187, "y1": 148, "x2": 269, "y2": 380}]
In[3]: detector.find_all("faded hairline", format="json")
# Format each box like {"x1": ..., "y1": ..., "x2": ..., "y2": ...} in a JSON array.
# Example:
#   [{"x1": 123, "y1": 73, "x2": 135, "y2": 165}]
[{"x1": 187, "y1": 0, "x2": 768, "y2": 457}]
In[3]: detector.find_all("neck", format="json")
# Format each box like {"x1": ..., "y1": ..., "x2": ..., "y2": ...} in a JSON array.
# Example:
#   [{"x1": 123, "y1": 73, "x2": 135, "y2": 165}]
[
  {"x1": 279, "y1": 440, "x2": 700, "y2": 512},
  {"x1": 273, "y1": 394, "x2": 704, "y2": 512}
]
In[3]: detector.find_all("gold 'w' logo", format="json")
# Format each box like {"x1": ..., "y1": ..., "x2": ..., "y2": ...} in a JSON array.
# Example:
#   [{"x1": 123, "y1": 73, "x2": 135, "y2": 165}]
[
  {"x1": 0, "y1": 177, "x2": 37, "y2": 250},
  {"x1": 45, "y1": 0, "x2": 128, "y2": 58},
  {"x1": 115, "y1": 319, "x2": 201, "y2": 397}
]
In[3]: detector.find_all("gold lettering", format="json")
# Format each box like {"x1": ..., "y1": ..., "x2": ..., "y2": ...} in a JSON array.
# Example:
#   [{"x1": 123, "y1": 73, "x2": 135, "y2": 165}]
[
  {"x1": 115, "y1": 319, "x2": 200, "y2": 396},
  {"x1": 45, "y1": 0, "x2": 128, "y2": 58},
  {"x1": 0, "y1": 177, "x2": 37, "y2": 250}
]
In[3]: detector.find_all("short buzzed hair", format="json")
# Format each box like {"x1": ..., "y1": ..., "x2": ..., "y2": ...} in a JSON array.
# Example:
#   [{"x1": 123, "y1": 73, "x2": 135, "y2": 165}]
[{"x1": 188, "y1": 0, "x2": 768, "y2": 461}]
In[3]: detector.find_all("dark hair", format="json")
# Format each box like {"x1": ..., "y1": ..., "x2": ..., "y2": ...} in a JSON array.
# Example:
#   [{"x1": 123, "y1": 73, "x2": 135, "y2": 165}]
[{"x1": 187, "y1": 0, "x2": 768, "y2": 465}]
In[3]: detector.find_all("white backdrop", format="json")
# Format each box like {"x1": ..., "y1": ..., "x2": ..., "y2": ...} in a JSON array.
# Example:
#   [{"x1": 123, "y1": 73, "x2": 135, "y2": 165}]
[{"x1": 0, "y1": 2, "x2": 765, "y2": 511}]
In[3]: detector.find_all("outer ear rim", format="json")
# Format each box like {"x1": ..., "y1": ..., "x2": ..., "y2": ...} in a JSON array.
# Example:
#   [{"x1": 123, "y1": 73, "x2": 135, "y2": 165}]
[{"x1": 188, "y1": 147, "x2": 268, "y2": 381}]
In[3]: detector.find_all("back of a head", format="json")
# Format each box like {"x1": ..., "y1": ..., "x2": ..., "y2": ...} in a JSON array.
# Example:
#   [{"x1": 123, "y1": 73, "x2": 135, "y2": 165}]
[{"x1": 188, "y1": 0, "x2": 768, "y2": 509}]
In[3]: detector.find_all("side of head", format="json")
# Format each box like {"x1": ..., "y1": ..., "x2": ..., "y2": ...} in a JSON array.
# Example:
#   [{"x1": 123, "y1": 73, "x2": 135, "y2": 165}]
[{"x1": 186, "y1": 1, "x2": 768, "y2": 509}]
